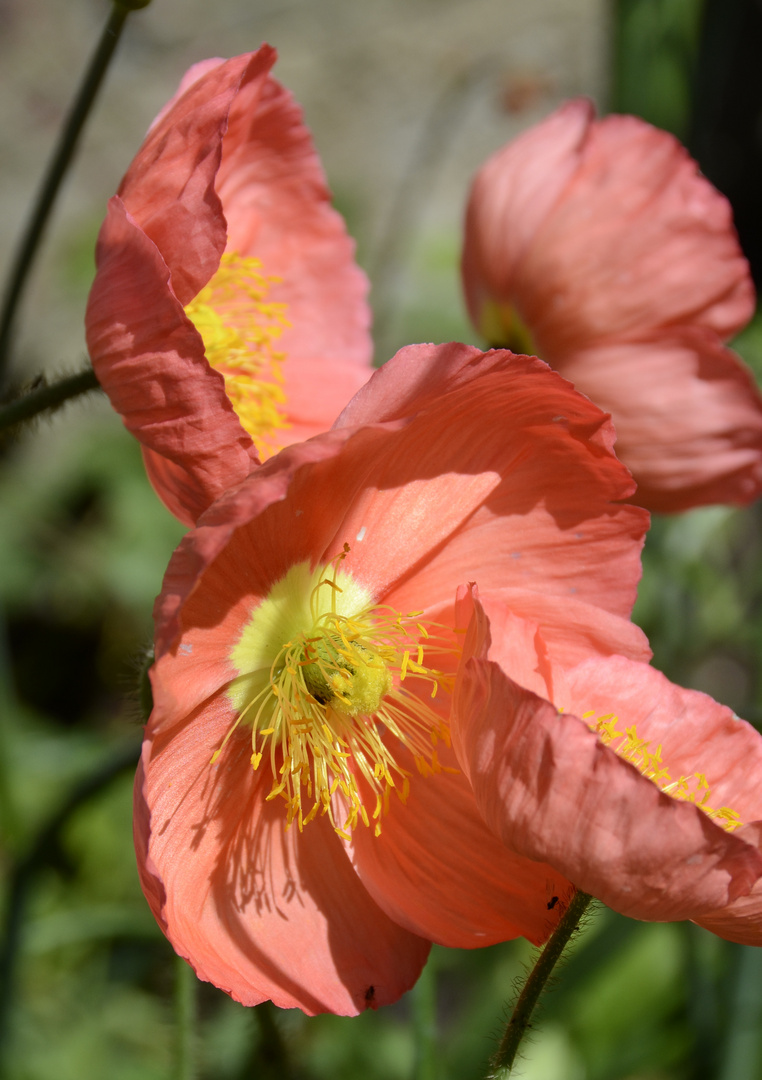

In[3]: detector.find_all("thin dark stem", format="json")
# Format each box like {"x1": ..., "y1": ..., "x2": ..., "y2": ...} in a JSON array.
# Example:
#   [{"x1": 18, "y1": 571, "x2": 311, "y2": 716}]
[
  {"x1": 488, "y1": 890, "x2": 594, "y2": 1079},
  {"x1": 0, "y1": 367, "x2": 101, "y2": 434},
  {"x1": 0, "y1": 741, "x2": 140, "y2": 1067},
  {"x1": 0, "y1": 2, "x2": 136, "y2": 379}
]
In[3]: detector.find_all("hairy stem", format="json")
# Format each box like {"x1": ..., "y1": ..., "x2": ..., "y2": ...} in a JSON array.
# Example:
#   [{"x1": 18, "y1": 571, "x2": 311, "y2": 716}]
[
  {"x1": 489, "y1": 889, "x2": 594, "y2": 1078},
  {"x1": 0, "y1": 367, "x2": 101, "y2": 434}
]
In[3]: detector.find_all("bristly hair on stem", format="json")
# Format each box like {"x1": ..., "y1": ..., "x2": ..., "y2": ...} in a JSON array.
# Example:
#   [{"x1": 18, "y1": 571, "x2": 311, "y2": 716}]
[
  {"x1": 486, "y1": 889, "x2": 595, "y2": 1079},
  {"x1": 0, "y1": 366, "x2": 101, "y2": 441}
]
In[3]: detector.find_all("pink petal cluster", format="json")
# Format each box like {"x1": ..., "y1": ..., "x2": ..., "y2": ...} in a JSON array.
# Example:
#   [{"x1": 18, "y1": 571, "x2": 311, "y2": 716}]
[
  {"x1": 136, "y1": 342, "x2": 762, "y2": 1016},
  {"x1": 86, "y1": 47, "x2": 372, "y2": 526},
  {"x1": 462, "y1": 99, "x2": 762, "y2": 512}
]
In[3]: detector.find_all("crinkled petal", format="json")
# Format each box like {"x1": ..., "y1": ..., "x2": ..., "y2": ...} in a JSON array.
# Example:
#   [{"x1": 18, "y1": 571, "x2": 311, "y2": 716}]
[
  {"x1": 118, "y1": 50, "x2": 275, "y2": 304},
  {"x1": 462, "y1": 98, "x2": 595, "y2": 330},
  {"x1": 340, "y1": 347, "x2": 647, "y2": 625},
  {"x1": 563, "y1": 654, "x2": 762, "y2": 945},
  {"x1": 695, "y1": 825, "x2": 762, "y2": 945},
  {"x1": 216, "y1": 68, "x2": 372, "y2": 446},
  {"x1": 152, "y1": 345, "x2": 648, "y2": 710},
  {"x1": 471, "y1": 587, "x2": 651, "y2": 669},
  {"x1": 466, "y1": 99, "x2": 751, "y2": 347},
  {"x1": 563, "y1": 655, "x2": 762, "y2": 817},
  {"x1": 136, "y1": 693, "x2": 430, "y2": 1014},
  {"x1": 453, "y1": 600, "x2": 762, "y2": 922},
  {"x1": 555, "y1": 332, "x2": 762, "y2": 512},
  {"x1": 117, "y1": 63, "x2": 229, "y2": 297},
  {"x1": 85, "y1": 197, "x2": 258, "y2": 526},
  {"x1": 90, "y1": 45, "x2": 371, "y2": 521},
  {"x1": 350, "y1": 738, "x2": 571, "y2": 949},
  {"x1": 151, "y1": 428, "x2": 371, "y2": 693}
]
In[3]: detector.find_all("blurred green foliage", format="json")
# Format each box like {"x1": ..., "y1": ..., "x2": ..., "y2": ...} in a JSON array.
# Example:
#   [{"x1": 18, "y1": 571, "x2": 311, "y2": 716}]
[{"x1": 611, "y1": 0, "x2": 705, "y2": 137}]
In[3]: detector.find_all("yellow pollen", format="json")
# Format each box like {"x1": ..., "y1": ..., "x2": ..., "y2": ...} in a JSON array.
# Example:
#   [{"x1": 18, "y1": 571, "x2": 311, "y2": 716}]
[
  {"x1": 585, "y1": 711, "x2": 743, "y2": 831},
  {"x1": 185, "y1": 252, "x2": 291, "y2": 456},
  {"x1": 220, "y1": 550, "x2": 459, "y2": 837}
]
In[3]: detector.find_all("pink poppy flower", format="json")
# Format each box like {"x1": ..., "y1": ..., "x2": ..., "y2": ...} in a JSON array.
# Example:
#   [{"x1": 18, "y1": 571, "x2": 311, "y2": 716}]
[
  {"x1": 137, "y1": 342, "x2": 653, "y2": 1014},
  {"x1": 455, "y1": 593, "x2": 762, "y2": 937},
  {"x1": 86, "y1": 46, "x2": 372, "y2": 526},
  {"x1": 462, "y1": 99, "x2": 762, "y2": 513}
]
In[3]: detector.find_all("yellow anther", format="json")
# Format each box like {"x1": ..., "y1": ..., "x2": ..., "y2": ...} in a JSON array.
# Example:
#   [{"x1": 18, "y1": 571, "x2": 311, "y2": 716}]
[
  {"x1": 583, "y1": 709, "x2": 742, "y2": 832},
  {"x1": 221, "y1": 557, "x2": 458, "y2": 839},
  {"x1": 185, "y1": 252, "x2": 291, "y2": 456}
]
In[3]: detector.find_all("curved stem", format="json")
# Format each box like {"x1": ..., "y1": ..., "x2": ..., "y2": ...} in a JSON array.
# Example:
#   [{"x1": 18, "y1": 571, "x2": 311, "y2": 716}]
[
  {"x1": 0, "y1": 367, "x2": 101, "y2": 434},
  {"x1": 0, "y1": 2, "x2": 137, "y2": 379},
  {"x1": 488, "y1": 889, "x2": 594, "y2": 1079}
]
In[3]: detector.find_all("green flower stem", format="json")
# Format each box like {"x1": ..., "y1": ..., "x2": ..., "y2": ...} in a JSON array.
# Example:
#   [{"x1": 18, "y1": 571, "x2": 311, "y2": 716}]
[
  {"x1": 0, "y1": 1, "x2": 149, "y2": 378},
  {"x1": 488, "y1": 889, "x2": 594, "y2": 1079},
  {"x1": 0, "y1": 367, "x2": 101, "y2": 434},
  {"x1": 413, "y1": 956, "x2": 438, "y2": 1080},
  {"x1": 174, "y1": 955, "x2": 198, "y2": 1080}
]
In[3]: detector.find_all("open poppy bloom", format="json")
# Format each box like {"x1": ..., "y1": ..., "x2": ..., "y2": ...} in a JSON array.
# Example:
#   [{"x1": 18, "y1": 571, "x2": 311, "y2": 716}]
[
  {"x1": 136, "y1": 340, "x2": 680, "y2": 1014},
  {"x1": 462, "y1": 99, "x2": 762, "y2": 512},
  {"x1": 86, "y1": 46, "x2": 372, "y2": 526},
  {"x1": 456, "y1": 591, "x2": 762, "y2": 936}
]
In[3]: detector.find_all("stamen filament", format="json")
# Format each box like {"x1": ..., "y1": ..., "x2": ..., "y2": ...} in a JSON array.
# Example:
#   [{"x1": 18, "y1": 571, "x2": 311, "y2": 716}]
[{"x1": 222, "y1": 555, "x2": 460, "y2": 837}]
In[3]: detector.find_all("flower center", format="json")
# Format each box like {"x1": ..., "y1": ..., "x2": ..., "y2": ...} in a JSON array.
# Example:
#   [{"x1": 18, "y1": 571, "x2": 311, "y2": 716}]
[
  {"x1": 584, "y1": 711, "x2": 742, "y2": 832},
  {"x1": 185, "y1": 252, "x2": 291, "y2": 456},
  {"x1": 218, "y1": 547, "x2": 457, "y2": 838}
]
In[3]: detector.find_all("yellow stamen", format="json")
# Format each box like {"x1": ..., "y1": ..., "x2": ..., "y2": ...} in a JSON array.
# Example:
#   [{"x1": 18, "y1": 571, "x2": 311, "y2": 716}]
[
  {"x1": 584, "y1": 710, "x2": 743, "y2": 832},
  {"x1": 222, "y1": 551, "x2": 459, "y2": 837},
  {"x1": 185, "y1": 252, "x2": 291, "y2": 455}
]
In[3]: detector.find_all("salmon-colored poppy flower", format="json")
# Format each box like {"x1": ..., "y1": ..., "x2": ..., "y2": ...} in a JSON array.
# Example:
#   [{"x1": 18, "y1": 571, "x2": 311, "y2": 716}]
[
  {"x1": 462, "y1": 99, "x2": 762, "y2": 513},
  {"x1": 455, "y1": 592, "x2": 762, "y2": 938},
  {"x1": 137, "y1": 342, "x2": 653, "y2": 1014},
  {"x1": 86, "y1": 46, "x2": 372, "y2": 526}
]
